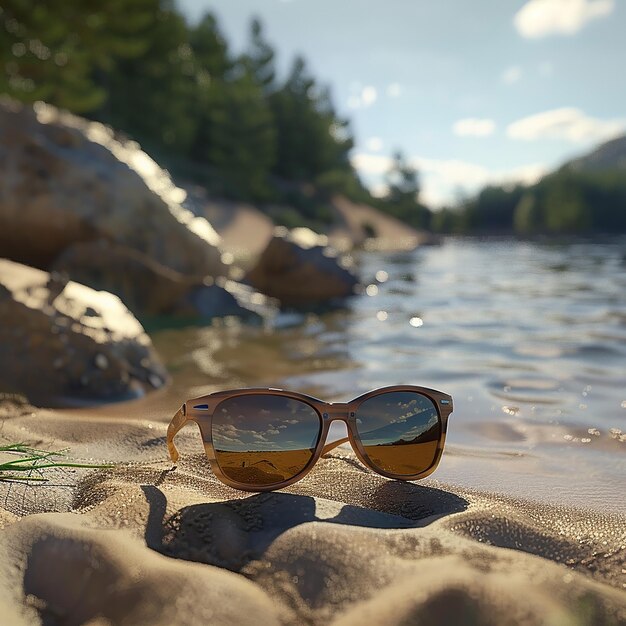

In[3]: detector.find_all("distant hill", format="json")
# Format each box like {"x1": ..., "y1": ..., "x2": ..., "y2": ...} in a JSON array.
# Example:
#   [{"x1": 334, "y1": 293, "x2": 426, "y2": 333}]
[
  {"x1": 563, "y1": 135, "x2": 626, "y2": 173},
  {"x1": 438, "y1": 133, "x2": 626, "y2": 236}
]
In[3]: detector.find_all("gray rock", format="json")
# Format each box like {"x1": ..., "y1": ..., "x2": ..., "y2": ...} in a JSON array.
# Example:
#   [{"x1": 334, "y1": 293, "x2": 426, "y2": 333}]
[
  {"x1": 51, "y1": 240, "x2": 193, "y2": 315},
  {"x1": 0, "y1": 98, "x2": 225, "y2": 276},
  {"x1": 246, "y1": 227, "x2": 359, "y2": 308},
  {"x1": 51, "y1": 240, "x2": 273, "y2": 323},
  {"x1": 0, "y1": 259, "x2": 169, "y2": 407},
  {"x1": 178, "y1": 277, "x2": 275, "y2": 323}
]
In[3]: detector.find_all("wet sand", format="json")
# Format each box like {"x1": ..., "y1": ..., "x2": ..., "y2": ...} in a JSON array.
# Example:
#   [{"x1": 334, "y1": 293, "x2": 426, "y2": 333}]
[{"x1": 0, "y1": 398, "x2": 624, "y2": 625}]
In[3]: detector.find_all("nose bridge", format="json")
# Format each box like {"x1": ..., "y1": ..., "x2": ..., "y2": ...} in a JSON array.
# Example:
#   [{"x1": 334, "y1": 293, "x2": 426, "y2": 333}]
[{"x1": 323, "y1": 402, "x2": 351, "y2": 422}]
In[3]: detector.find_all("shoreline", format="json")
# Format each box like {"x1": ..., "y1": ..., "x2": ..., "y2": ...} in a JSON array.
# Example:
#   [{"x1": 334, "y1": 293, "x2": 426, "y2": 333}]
[{"x1": 3, "y1": 397, "x2": 624, "y2": 515}]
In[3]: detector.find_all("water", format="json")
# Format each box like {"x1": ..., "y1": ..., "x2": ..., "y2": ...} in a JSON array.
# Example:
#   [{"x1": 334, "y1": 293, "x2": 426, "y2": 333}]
[{"x1": 153, "y1": 238, "x2": 626, "y2": 511}]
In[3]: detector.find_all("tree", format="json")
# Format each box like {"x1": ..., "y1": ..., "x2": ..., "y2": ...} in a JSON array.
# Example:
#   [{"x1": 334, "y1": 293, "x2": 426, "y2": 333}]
[
  {"x1": 379, "y1": 151, "x2": 430, "y2": 229},
  {"x1": 542, "y1": 175, "x2": 591, "y2": 233},
  {"x1": 239, "y1": 17, "x2": 275, "y2": 93},
  {"x1": 200, "y1": 70, "x2": 276, "y2": 199},
  {"x1": 189, "y1": 12, "x2": 230, "y2": 79},
  {"x1": 431, "y1": 208, "x2": 460, "y2": 233},
  {"x1": 386, "y1": 150, "x2": 420, "y2": 204},
  {"x1": 0, "y1": 0, "x2": 159, "y2": 112},
  {"x1": 93, "y1": 3, "x2": 199, "y2": 157},
  {"x1": 513, "y1": 193, "x2": 543, "y2": 234},
  {"x1": 188, "y1": 13, "x2": 231, "y2": 167},
  {"x1": 270, "y1": 55, "x2": 354, "y2": 183},
  {"x1": 459, "y1": 184, "x2": 525, "y2": 233}
]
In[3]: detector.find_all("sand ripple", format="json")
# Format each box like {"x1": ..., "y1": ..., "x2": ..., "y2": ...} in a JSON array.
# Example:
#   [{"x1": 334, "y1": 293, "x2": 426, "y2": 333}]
[{"x1": 0, "y1": 403, "x2": 625, "y2": 624}]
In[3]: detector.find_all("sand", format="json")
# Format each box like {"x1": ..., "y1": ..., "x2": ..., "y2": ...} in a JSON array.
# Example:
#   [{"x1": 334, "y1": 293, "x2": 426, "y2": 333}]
[{"x1": 0, "y1": 397, "x2": 625, "y2": 625}]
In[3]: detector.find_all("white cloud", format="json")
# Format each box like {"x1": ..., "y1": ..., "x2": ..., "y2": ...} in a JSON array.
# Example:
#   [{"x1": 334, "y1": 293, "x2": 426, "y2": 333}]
[
  {"x1": 365, "y1": 136, "x2": 384, "y2": 152},
  {"x1": 494, "y1": 163, "x2": 548, "y2": 186},
  {"x1": 453, "y1": 118, "x2": 496, "y2": 137},
  {"x1": 351, "y1": 152, "x2": 392, "y2": 175},
  {"x1": 514, "y1": 0, "x2": 614, "y2": 38},
  {"x1": 350, "y1": 151, "x2": 548, "y2": 208},
  {"x1": 419, "y1": 186, "x2": 450, "y2": 208},
  {"x1": 502, "y1": 65, "x2": 523, "y2": 85},
  {"x1": 411, "y1": 157, "x2": 490, "y2": 185},
  {"x1": 507, "y1": 108, "x2": 626, "y2": 142},
  {"x1": 414, "y1": 159, "x2": 548, "y2": 206}
]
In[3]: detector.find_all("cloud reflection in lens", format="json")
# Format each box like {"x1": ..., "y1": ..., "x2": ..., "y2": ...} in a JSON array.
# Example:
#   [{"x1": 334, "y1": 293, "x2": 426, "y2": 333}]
[
  {"x1": 355, "y1": 391, "x2": 441, "y2": 475},
  {"x1": 211, "y1": 394, "x2": 322, "y2": 486}
]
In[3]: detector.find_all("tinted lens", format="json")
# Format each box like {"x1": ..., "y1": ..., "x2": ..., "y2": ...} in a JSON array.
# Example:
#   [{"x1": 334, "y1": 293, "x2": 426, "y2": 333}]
[
  {"x1": 211, "y1": 394, "x2": 322, "y2": 486},
  {"x1": 355, "y1": 391, "x2": 441, "y2": 476}
]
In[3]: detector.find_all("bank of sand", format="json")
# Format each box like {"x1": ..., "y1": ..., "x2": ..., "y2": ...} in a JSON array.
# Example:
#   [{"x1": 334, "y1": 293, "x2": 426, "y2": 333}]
[{"x1": 0, "y1": 398, "x2": 624, "y2": 625}]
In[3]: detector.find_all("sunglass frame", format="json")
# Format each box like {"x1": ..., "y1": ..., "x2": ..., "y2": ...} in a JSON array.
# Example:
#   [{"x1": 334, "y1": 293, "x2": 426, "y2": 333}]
[{"x1": 167, "y1": 385, "x2": 453, "y2": 492}]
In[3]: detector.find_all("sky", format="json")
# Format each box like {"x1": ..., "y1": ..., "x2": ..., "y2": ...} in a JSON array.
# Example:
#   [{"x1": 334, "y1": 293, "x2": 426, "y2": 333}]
[{"x1": 178, "y1": 0, "x2": 626, "y2": 207}]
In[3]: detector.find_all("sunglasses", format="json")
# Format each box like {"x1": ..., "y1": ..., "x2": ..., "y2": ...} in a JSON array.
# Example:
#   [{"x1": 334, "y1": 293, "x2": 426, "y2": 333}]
[{"x1": 167, "y1": 385, "x2": 453, "y2": 492}]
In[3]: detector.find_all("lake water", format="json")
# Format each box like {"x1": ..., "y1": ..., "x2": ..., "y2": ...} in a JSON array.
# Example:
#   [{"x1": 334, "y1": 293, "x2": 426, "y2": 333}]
[{"x1": 153, "y1": 238, "x2": 626, "y2": 511}]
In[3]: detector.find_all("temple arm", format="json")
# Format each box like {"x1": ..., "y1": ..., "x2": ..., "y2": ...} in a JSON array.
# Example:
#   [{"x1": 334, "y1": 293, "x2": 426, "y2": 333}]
[
  {"x1": 321, "y1": 437, "x2": 349, "y2": 456},
  {"x1": 167, "y1": 405, "x2": 188, "y2": 463}
]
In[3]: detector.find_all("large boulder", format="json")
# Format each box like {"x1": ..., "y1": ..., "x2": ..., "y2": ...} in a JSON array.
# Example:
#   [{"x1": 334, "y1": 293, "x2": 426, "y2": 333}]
[
  {"x1": 245, "y1": 227, "x2": 359, "y2": 308},
  {"x1": 329, "y1": 195, "x2": 439, "y2": 251},
  {"x1": 51, "y1": 240, "x2": 193, "y2": 315},
  {"x1": 177, "y1": 277, "x2": 275, "y2": 322},
  {"x1": 51, "y1": 240, "x2": 274, "y2": 323},
  {"x1": 0, "y1": 98, "x2": 225, "y2": 276},
  {"x1": 0, "y1": 259, "x2": 169, "y2": 407}
]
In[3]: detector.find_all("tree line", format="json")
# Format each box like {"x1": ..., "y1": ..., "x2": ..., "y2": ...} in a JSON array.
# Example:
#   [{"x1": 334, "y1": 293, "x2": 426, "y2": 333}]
[
  {"x1": 1, "y1": 0, "x2": 431, "y2": 232},
  {"x1": 432, "y1": 167, "x2": 626, "y2": 235}
]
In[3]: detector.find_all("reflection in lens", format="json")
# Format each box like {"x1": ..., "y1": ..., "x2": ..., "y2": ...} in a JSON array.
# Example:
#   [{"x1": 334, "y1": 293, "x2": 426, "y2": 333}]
[
  {"x1": 355, "y1": 391, "x2": 441, "y2": 475},
  {"x1": 211, "y1": 395, "x2": 322, "y2": 486}
]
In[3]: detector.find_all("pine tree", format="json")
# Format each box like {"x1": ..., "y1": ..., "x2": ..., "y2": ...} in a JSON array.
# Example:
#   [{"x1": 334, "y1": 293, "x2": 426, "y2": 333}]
[
  {"x1": 190, "y1": 13, "x2": 230, "y2": 80},
  {"x1": 239, "y1": 17, "x2": 275, "y2": 93},
  {"x1": 94, "y1": 2, "x2": 199, "y2": 156},
  {"x1": 380, "y1": 151, "x2": 430, "y2": 229},
  {"x1": 0, "y1": 0, "x2": 158, "y2": 112},
  {"x1": 270, "y1": 55, "x2": 353, "y2": 183},
  {"x1": 188, "y1": 12, "x2": 231, "y2": 167},
  {"x1": 201, "y1": 70, "x2": 276, "y2": 199}
]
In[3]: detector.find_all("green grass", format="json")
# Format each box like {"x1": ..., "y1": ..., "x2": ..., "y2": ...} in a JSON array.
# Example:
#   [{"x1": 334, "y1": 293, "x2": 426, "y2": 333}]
[{"x1": 0, "y1": 443, "x2": 112, "y2": 483}]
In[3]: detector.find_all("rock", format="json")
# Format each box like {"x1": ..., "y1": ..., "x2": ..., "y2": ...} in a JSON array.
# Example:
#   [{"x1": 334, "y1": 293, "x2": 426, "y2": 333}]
[
  {"x1": 51, "y1": 240, "x2": 274, "y2": 323},
  {"x1": 176, "y1": 277, "x2": 276, "y2": 322},
  {"x1": 0, "y1": 259, "x2": 169, "y2": 407},
  {"x1": 51, "y1": 240, "x2": 195, "y2": 316},
  {"x1": 0, "y1": 98, "x2": 225, "y2": 276},
  {"x1": 182, "y1": 188, "x2": 275, "y2": 263},
  {"x1": 245, "y1": 227, "x2": 359, "y2": 308},
  {"x1": 329, "y1": 195, "x2": 439, "y2": 251}
]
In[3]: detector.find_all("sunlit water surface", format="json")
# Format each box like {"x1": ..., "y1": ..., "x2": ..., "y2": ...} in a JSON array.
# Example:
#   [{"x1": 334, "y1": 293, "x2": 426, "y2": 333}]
[{"x1": 153, "y1": 239, "x2": 626, "y2": 512}]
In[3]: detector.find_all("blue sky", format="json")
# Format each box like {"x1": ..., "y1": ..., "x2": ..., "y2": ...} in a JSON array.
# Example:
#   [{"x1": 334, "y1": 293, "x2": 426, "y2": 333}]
[{"x1": 178, "y1": 0, "x2": 626, "y2": 206}]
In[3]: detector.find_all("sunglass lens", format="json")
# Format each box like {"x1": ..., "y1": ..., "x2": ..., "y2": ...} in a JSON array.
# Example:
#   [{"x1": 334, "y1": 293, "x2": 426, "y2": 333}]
[
  {"x1": 354, "y1": 391, "x2": 441, "y2": 476},
  {"x1": 211, "y1": 395, "x2": 322, "y2": 487}
]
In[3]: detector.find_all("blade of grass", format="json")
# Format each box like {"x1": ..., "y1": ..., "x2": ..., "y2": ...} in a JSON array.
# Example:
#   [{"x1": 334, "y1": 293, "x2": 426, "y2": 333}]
[
  {"x1": 0, "y1": 442, "x2": 113, "y2": 483},
  {"x1": 0, "y1": 443, "x2": 66, "y2": 454},
  {"x1": 1, "y1": 462, "x2": 112, "y2": 471},
  {"x1": 0, "y1": 475, "x2": 48, "y2": 482}
]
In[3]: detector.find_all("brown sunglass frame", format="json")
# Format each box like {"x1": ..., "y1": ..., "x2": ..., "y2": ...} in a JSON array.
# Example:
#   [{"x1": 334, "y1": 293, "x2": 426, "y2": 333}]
[{"x1": 167, "y1": 385, "x2": 453, "y2": 492}]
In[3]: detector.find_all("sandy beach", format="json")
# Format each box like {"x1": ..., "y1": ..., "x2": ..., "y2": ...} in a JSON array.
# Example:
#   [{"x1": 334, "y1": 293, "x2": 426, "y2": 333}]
[{"x1": 0, "y1": 396, "x2": 624, "y2": 625}]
